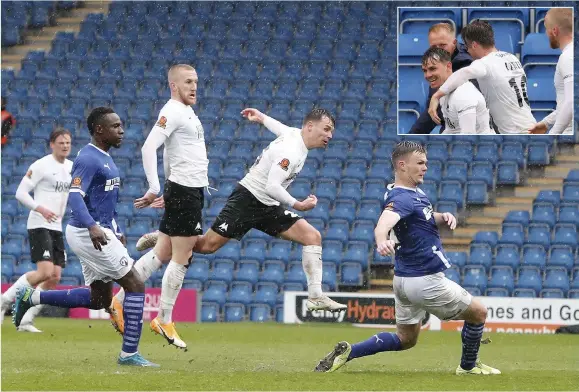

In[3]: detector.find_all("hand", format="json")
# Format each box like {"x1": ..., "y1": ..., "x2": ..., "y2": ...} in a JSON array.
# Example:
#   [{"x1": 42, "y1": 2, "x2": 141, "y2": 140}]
[
  {"x1": 150, "y1": 196, "x2": 165, "y2": 209},
  {"x1": 240, "y1": 108, "x2": 265, "y2": 124},
  {"x1": 377, "y1": 240, "x2": 396, "y2": 257},
  {"x1": 134, "y1": 192, "x2": 157, "y2": 209},
  {"x1": 441, "y1": 212, "x2": 457, "y2": 230},
  {"x1": 428, "y1": 94, "x2": 442, "y2": 125},
  {"x1": 35, "y1": 205, "x2": 57, "y2": 223},
  {"x1": 119, "y1": 234, "x2": 127, "y2": 247},
  {"x1": 293, "y1": 195, "x2": 318, "y2": 212},
  {"x1": 528, "y1": 122, "x2": 548, "y2": 134},
  {"x1": 88, "y1": 225, "x2": 109, "y2": 251}
]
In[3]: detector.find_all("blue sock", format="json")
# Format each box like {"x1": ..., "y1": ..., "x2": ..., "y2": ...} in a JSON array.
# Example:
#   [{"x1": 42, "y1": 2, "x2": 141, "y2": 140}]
[
  {"x1": 460, "y1": 322, "x2": 485, "y2": 370},
  {"x1": 39, "y1": 288, "x2": 91, "y2": 308},
  {"x1": 348, "y1": 332, "x2": 402, "y2": 360},
  {"x1": 122, "y1": 292, "x2": 145, "y2": 355}
]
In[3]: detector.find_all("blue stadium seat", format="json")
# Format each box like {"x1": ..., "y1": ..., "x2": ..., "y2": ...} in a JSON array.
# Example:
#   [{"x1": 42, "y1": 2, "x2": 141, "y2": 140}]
[
  {"x1": 559, "y1": 204, "x2": 579, "y2": 226},
  {"x1": 186, "y1": 261, "x2": 210, "y2": 283},
  {"x1": 469, "y1": 243, "x2": 493, "y2": 271},
  {"x1": 325, "y1": 220, "x2": 349, "y2": 243},
  {"x1": 486, "y1": 288, "x2": 509, "y2": 297},
  {"x1": 562, "y1": 184, "x2": 579, "y2": 203},
  {"x1": 322, "y1": 263, "x2": 338, "y2": 291},
  {"x1": 543, "y1": 267, "x2": 570, "y2": 294},
  {"x1": 516, "y1": 266, "x2": 542, "y2": 295},
  {"x1": 249, "y1": 304, "x2": 271, "y2": 322},
  {"x1": 224, "y1": 303, "x2": 246, "y2": 322},
  {"x1": 504, "y1": 210, "x2": 530, "y2": 226},
  {"x1": 488, "y1": 266, "x2": 514, "y2": 294},
  {"x1": 260, "y1": 260, "x2": 285, "y2": 285},
  {"x1": 500, "y1": 223, "x2": 525, "y2": 248},
  {"x1": 447, "y1": 252, "x2": 467, "y2": 269},
  {"x1": 462, "y1": 265, "x2": 487, "y2": 293},
  {"x1": 201, "y1": 302, "x2": 219, "y2": 322},
  {"x1": 253, "y1": 282, "x2": 278, "y2": 307},
  {"x1": 398, "y1": 34, "x2": 430, "y2": 64},
  {"x1": 203, "y1": 281, "x2": 228, "y2": 305},
  {"x1": 439, "y1": 181, "x2": 464, "y2": 208},
  {"x1": 473, "y1": 231, "x2": 499, "y2": 248},
  {"x1": 527, "y1": 142, "x2": 550, "y2": 166},
  {"x1": 526, "y1": 223, "x2": 551, "y2": 249},
  {"x1": 466, "y1": 181, "x2": 488, "y2": 205},
  {"x1": 444, "y1": 266, "x2": 461, "y2": 284},
  {"x1": 540, "y1": 288, "x2": 565, "y2": 298},
  {"x1": 494, "y1": 244, "x2": 520, "y2": 270},
  {"x1": 521, "y1": 33, "x2": 561, "y2": 64},
  {"x1": 553, "y1": 224, "x2": 577, "y2": 248},
  {"x1": 497, "y1": 161, "x2": 519, "y2": 185},
  {"x1": 520, "y1": 244, "x2": 547, "y2": 269},
  {"x1": 209, "y1": 260, "x2": 235, "y2": 283},
  {"x1": 350, "y1": 221, "x2": 374, "y2": 244},
  {"x1": 228, "y1": 281, "x2": 253, "y2": 306},
  {"x1": 340, "y1": 262, "x2": 363, "y2": 286}
]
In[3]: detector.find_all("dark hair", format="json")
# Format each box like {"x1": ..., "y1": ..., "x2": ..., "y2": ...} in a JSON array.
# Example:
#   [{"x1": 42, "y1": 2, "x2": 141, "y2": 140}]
[
  {"x1": 462, "y1": 20, "x2": 495, "y2": 48},
  {"x1": 421, "y1": 47, "x2": 452, "y2": 67},
  {"x1": 49, "y1": 127, "x2": 72, "y2": 143},
  {"x1": 303, "y1": 108, "x2": 336, "y2": 128},
  {"x1": 391, "y1": 141, "x2": 427, "y2": 166},
  {"x1": 87, "y1": 107, "x2": 115, "y2": 135}
]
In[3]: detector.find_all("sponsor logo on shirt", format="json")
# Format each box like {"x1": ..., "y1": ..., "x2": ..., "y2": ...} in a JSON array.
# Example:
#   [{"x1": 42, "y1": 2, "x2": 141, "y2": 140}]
[
  {"x1": 385, "y1": 202, "x2": 394, "y2": 211},
  {"x1": 71, "y1": 177, "x2": 82, "y2": 188},
  {"x1": 26, "y1": 170, "x2": 33, "y2": 178},
  {"x1": 156, "y1": 116, "x2": 168, "y2": 129},
  {"x1": 104, "y1": 177, "x2": 120, "y2": 192},
  {"x1": 278, "y1": 158, "x2": 290, "y2": 171}
]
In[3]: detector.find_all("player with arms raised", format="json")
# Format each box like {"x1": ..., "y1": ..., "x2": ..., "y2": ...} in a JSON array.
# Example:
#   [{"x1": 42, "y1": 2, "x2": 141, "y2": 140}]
[
  {"x1": 529, "y1": 7, "x2": 573, "y2": 135},
  {"x1": 1, "y1": 128, "x2": 73, "y2": 331},
  {"x1": 110, "y1": 64, "x2": 209, "y2": 349},
  {"x1": 429, "y1": 20, "x2": 536, "y2": 134},
  {"x1": 12, "y1": 108, "x2": 158, "y2": 367},
  {"x1": 421, "y1": 47, "x2": 492, "y2": 134},
  {"x1": 132, "y1": 108, "x2": 347, "y2": 313},
  {"x1": 314, "y1": 141, "x2": 500, "y2": 376}
]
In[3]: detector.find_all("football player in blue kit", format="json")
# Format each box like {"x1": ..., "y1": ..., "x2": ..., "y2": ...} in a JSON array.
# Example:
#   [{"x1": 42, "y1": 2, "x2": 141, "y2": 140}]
[
  {"x1": 314, "y1": 141, "x2": 500, "y2": 375},
  {"x1": 12, "y1": 107, "x2": 159, "y2": 367}
]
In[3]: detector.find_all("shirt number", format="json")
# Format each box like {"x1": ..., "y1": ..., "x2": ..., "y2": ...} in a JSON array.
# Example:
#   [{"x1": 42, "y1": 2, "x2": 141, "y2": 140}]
[{"x1": 508, "y1": 76, "x2": 530, "y2": 108}]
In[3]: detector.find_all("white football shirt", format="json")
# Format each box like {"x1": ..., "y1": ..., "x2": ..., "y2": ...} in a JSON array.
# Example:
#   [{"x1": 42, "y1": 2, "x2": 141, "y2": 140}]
[
  {"x1": 239, "y1": 127, "x2": 308, "y2": 206},
  {"x1": 23, "y1": 155, "x2": 73, "y2": 231},
  {"x1": 440, "y1": 81, "x2": 492, "y2": 134},
  {"x1": 153, "y1": 99, "x2": 209, "y2": 188},
  {"x1": 543, "y1": 42, "x2": 573, "y2": 135}
]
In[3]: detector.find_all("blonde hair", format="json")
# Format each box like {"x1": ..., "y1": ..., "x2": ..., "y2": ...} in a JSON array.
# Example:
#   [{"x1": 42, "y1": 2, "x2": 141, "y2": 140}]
[
  {"x1": 428, "y1": 23, "x2": 456, "y2": 36},
  {"x1": 546, "y1": 8, "x2": 573, "y2": 34},
  {"x1": 168, "y1": 64, "x2": 196, "y2": 82}
]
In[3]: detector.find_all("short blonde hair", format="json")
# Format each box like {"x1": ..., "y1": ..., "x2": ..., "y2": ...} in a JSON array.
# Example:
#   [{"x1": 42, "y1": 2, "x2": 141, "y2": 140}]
[
  {"x1": 428, "y1": 22, "x2": 456, "y2": 36},
  {"x1": 168, "y1": 64, "x2": 196, "y2": 81},
  {"x1": 546, "y1": 7, "x2": 573, "y2": 34}
]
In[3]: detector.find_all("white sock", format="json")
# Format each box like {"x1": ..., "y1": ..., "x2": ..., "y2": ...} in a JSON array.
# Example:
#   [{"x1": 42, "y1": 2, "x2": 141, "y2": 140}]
[
  {"x1": 31, "y1": 289, "x2": 41, "y2": 305},
  {"x1": 302, "y1": 245, "x2": 323, "y2": 298},
  {"x1": 115, "y1": 250, "x2": 162, "y2": 304},
  {"x1": 2, "y1": 274, "x2": 31, "y2": 307},
  {"x1": 159, "y1": 261, "x2": 186, "y2": 324},
  {"x1": 120, "y1": 351, "x2": 137, "y2": 358},
  {"x1": 20, "y1": 284, "x2": 44, "y2": 325}
]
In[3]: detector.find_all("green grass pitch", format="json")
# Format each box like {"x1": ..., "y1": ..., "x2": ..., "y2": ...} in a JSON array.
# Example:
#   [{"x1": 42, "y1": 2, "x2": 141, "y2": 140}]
[{"x1": 2, "y1": 318, "x2": 578, "y2": 391}]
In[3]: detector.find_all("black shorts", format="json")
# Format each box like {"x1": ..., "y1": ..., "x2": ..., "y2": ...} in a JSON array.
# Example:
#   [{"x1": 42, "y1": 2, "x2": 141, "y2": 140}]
[
  {"x1": 211, "y1": 184, "x2": 302, "y2": 240},
  {"x1": 28, "y1": 228, "x2": 66, "y2": 267},
  {"x1": 159, "y1": 180, "x2": 204, "y2": 237}
]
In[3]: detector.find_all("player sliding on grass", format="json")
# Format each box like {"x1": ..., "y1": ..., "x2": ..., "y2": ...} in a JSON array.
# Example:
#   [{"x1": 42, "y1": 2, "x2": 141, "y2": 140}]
[
  {"x1": 111, "y1": 108, "x2": 347, "y2": 336},
  {"x1": 314, "y1": 141, "x2": 500, "y2": 376}
]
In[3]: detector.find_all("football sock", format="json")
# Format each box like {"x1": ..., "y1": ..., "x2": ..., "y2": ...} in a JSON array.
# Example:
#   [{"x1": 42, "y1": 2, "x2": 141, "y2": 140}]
[
  {"x1": 3, "y1": 274, "x2": 31, "y2": 304},
  {"x1": 121, "y1": 292, "x2": 145, "y2": 355},
  {"x1": 159, "y1": 261, "x2": 186, "y2": 324},
  {"x1": 20, "y1": 284, "x2": 44, "y2": 325},
  {"x1": 348, "y1": 332, "x2": 402, "y2": 360},
  {"x1": 115, "y1": 250, "x2": 162, "y2": 304},
  {"x1": 37, "y1": 287, "x2": 91, "y2": 308},
  {"x1": 460, "y1": 322, "x2": 485, "y2": 370},
  {"x1": 302, "y1": 245, "x2": 323, "y2": 298}
]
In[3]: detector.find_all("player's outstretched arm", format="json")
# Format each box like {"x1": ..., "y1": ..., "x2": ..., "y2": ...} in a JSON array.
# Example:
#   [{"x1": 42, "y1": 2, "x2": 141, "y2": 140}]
[
  {"x1": 242, "y1": 108, "x2": 292, "y2": 137},
  {"x1": 433, "y1": 212, "x2": 457, "y2": 230},
  {"x1": 374, "y1": 210, "x2": 400, "y2": 256},
  {"x1": 135, "y1": 127, "x2": 168, "y2": 209},
  {"x1": 15, "y1": 168, "x2": 57, "y2": 222}
]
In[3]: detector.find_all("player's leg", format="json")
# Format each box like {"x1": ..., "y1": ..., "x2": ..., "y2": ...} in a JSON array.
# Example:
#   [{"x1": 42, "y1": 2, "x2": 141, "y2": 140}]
[
  {"x1": 109, "y1": 232, "x2": 171, "y2": 334},
  {"x1": 419, "y1": 274, "x2": 500, "y2": 375},
  {"x1": 277, "y1": 218, "x2": 346, "y2": 312},
  {"x1": 18, "y1": 264, "x2": 62, "y2": 332}
]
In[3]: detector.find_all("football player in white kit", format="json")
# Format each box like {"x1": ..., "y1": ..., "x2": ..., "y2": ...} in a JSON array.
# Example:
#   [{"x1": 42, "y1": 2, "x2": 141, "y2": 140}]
[
  {"x1": 1, "y1": 128, "x2": 73, "y2": 332},
  {"x1": 131, "y1": 108, "x2": 347, "y2": 315},
  {"x1": 109, "y1": 64, "x2": 209, "y2": 349},
  {"x1": 529, "y1": 7, "x2": 574, "y2": 135},
  {"x1": 428, "y1": 20, "x2": 536, "y2": 134},
  {"x1": 421, "y1": 47, "x2": 492, "y2": 134}
]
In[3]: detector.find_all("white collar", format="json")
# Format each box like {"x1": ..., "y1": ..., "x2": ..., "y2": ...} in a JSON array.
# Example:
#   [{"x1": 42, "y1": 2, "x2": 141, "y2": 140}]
[{"x1": 88, "y1": 143, "x2": 110, "y2": 156}]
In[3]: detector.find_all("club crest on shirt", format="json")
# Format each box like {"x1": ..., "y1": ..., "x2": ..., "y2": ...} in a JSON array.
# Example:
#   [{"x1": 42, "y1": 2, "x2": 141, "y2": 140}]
[
  {"x1": 156, "y1": 116, "x2": 167, "y2": 129},
  {"x1": 26, "y1": 170, "x2": 32, "y2": 178},
  {"x1": 278, "y1": 158, "x2": 290, "y2": 171},
  {"x1": 71, "y1": 177, "x2": 82, "y2": 187},
  {"x1": 385, "y1": 202, "x2": 394, "y2": 211}
]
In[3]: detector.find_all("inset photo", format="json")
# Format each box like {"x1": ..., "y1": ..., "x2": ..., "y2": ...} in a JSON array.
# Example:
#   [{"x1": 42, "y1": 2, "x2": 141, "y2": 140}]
[{"x1": 397, "y1": 6, "x2": 574, "y2": 135}]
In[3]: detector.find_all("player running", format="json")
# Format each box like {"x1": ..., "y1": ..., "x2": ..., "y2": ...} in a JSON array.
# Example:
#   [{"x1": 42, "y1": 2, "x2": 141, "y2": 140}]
[
  {"x1": 314, "y1": 141, "x2": 500, "y2": 376},
  {"x1": 120, "y1": 108, "x2": 347, "y2": 326},
  {"x1": 421, "y1": 47, "x2": 492, "y2": 134},
  {"x1": 110, "y1": 64, "x2": 209, "y2": 350},
  {"x1": 429, "y1": 20, "x2": 536, "y2": 134},
  {"x1": 529, "y1": 7, "x2": 573, "y2": 135},
  {"x1": 12, "y1": 107, "x2": 158, "y2": 367},
  {"x1": 1, "y1": 128, "x2": 73, "y2": 331}
]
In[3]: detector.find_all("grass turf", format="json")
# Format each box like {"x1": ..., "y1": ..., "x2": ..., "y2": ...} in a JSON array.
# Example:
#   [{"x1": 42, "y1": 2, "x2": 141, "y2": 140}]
[{"x1": 1, "y1": 318, "x2": 578, "y2": 391}]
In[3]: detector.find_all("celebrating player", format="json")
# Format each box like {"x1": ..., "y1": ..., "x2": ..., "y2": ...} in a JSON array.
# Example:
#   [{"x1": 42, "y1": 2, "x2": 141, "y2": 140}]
[
  {"x1": 110, "y1": 64, "x2": 209, "y2": 349},
  {"x1": 123, "y1": 108, "x2": 347, "y2": 322},
  {"x1": 421, "y1": 47, "x2": 492, "y2": 134},
  {"x1": 410, "y1": 22, "x2": 475, "y2": 134},
  {"x1": 1, "y1": 128, "x2": 73, "y2": 332},
  {"x1": 314, "y1": 141, "x2": 500, "y2": 376},
  {"x1": 529, "y1": 7, "x2": 573, "y2": 135},
  {"x1": 429, "y1": 20, "x2": 536, "y2": 134},
  {"x1": 12, "y1": 107, "x2": 158, "y2": 367}
]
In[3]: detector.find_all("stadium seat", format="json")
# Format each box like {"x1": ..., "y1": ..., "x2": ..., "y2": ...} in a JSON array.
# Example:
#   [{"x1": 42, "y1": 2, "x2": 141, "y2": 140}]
[
  {"x1": 500, "y1": 223, "x2": 525, "y2": 248},
  {"x1": 203, "y1": 281, "x2": 228, "y2": 306},
  {"x1": 469, "y1": 243, "x2": 493, "y2": 271},
  {"x1": 228, "y1": 281, "x2": 253, "y2": 306},
  {"x1": 516, "y1": 266, "x2": 542, "y2": 295},
  {"x1": 249, "y1": 304, "x2": 271, "y2": 322},
  {"x1": 521, "y1": 33, "x2": 561, "y2": 64},
  {"x1": 253, "y1": 282, "x2": 278, "y2": 307},
  {"x1": 235, "y1": 260, "x2": 260, "y2": 285},
  {"x1": 444, "y1": 266, "x2": 461, "y2": 284},
  {"x1": 494, "y1": 244, "x2": 520, "y2": 270},
  {"x1": 201, "y1": 302, "x2": 219, "y2": 322},
  {"x1": 209, "y1": 260, "x2": 235, "y2": 283},
  {"x1": 340, "y1": 262, "x2": 363, "y2": 287},
  {"x1": 224, "y1": 303, "x2": 246, "y2": 322},
  {"x1": 543, "y1": 267, "x2": 570, "y2": 294},
  {"x1": 473, "y1": 231, "x2": 499, "y2": 248},
  {"x1": 260, "y1": 261, "x2": 285, "y2": 285},
  {"x1": 521, "y1": 244, "x2": 547, "y2": 269},
  {"x1": 488, "y1": 266, "x2": 515, "y2": 294},
  {"x1": 526, "y1": 223, "x2": 551, "y2": 249},
  {"x1": 463, "y1": 265, "x2": 487, "y2": 293}
]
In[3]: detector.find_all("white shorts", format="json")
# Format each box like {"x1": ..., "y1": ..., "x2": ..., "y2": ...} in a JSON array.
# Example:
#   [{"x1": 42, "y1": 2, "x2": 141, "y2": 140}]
[
  {"x1": 393, "y1": 272, "x2": 473, "y2": 324},
  {"x1": 65, "y1": 225, "x2": 133, "y2": 285}
]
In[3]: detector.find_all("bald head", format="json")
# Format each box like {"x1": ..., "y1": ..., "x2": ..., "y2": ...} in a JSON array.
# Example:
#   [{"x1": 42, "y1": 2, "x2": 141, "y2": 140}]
[
  {"x1": 168, "y1": 64, "x2": 198, "y2": 105},
  {"x1": 544, "y1": 8, "x2": 573, "y2": 49}
]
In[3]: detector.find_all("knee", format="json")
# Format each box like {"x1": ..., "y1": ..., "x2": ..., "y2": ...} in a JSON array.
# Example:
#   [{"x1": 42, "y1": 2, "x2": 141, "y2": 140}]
[
  {"x1": 90, "y1": 291, "x2": 112, "y2": 309},
  {"x1": 200, "y1": 236, "x2": 221, "y2": 254},
  {"x1": 397, "y1": 333, "x2": 419, "y2": 350},
  {"x1": 37, "y1": 268, "x2": 53, "y2": 282},
  {"x1": 475, "y1": 304, "x2": 488, "y2": 324},
  {"x1": 303, "y1": 228, "x2": 322, "y2": 246}
]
